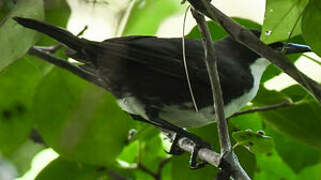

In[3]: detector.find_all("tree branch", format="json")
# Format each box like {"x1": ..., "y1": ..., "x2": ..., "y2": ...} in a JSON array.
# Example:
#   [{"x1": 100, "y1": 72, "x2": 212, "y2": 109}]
[
  {"x1": 186, "y1": 0, "x2": 321, "y2": 104},
  {"x1": 178, "y1": 137, "x2": 221, "y2": 166},
  {"x1": 190, "y1": 8, "x2": 250, "y2": 180},
  {"x1": 230, "y1": 100, "x2": 292, "y2": 118},
  {"x1": 190, "y1": 8, "x2": 230, "y2": 153},
  {"x1": 138, "y1": 163, "x2": 158, "y2": 179}
]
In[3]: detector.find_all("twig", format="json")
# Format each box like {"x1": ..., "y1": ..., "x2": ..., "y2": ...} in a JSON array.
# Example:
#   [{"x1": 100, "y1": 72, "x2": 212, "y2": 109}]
[
  {"x1": 186, "y1": 0, "x2": 321, "y2": 103},
  {"x1": 190, "y1": 6, "x2": 250, "y2": 180},
  {"x1": 303, "y1": 54, "x2": 321, "y2": 66},
  {"x1": 230, "y1": 100, "x2": 292, "y2": 118},
  {"x1": 138, "y1": 163, "x2": 158, "y2": 179},
  {"x1": 137, "y1": 157, "x2": 171, "y2": 180},
  {"x1": 155, "y1": 158, "x2": 172, "y2": 180}
]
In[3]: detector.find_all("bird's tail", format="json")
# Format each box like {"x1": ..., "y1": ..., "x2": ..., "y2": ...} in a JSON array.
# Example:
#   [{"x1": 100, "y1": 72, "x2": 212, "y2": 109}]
[
  {"x1": 14, "y1": 17, "x2": 88, "y2": 52},
  {"x1": 14, "y1": 17, "x2": 104, "y2": 87},
  {"x1": 13, "y1": 16, "x2": 100, "y2": 65}
]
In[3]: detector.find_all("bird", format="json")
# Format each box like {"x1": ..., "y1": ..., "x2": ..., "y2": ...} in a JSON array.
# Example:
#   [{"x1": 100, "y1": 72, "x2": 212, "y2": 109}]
[{"x1": 13, "y1": 17, "x2": 311, "y2": 167}]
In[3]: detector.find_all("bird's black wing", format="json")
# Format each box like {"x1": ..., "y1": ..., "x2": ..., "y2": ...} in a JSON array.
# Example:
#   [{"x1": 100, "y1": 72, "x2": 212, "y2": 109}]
[{"x1": 99, "y1": 36, "x2": 211, "y2": 83}]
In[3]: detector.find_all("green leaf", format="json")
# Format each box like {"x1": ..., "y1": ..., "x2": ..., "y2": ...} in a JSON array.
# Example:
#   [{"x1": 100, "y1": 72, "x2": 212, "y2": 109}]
[
  {"x1": 296, "y1": 163, "x2": 321, "y2": 180},
  {"x1": 253, "y1": 85, "x2": 321, "y2": 150},
  {"x1": 140, "y1": 134, "x2": 168, "y2": 172},
  {"x1": 0, "y1": 0, "x2": 44, "y2": 71},
  {"x1": 0, "y1": 57, "x2": 48, "y2": 155},
  {"x1": 254, "y1": 150, "x2": 297, "y2": 179},
  {"x1": 39, "y1": 0, "x2": 70, "y2": 46},
  {"x1": 232, "y1": 130, "x2": 274, "y2": 154},
  {"x1": 35, "y1": 157, "x2": 107, "y2": 180},
  {"x1": 122, "y1": 0, "x2": 184, "y2": 35},
  {"x1": 33, "y1": 68, "x2": 132, "y2": 165},
  {"x1": 266, "y1": 127, "x2": 321, "y2": 173},
  {"x1": 261, "y1": 0, "x2": 308, "y2": 44},
  {"x1": 117, "y1": 141, "x2": 139, "y2": 165},
  {"x1": 302, "y1": 0, "x2": 321, "y2": 57},
  {"x1": 171, "y1": 153, "x2": 218, "y2": 180},
  {"x1": 234, "y1": 146, "x2": 257, "y2": 179},
  {"x1": 44, "y1": 0, "x2": 70, "y2": 26},
  {"x1": 230, "y1": 111, "x2": 263, "y2": 131},
  {"x1": 186, "y1": 18, "x2": 261, "y2": 41}
]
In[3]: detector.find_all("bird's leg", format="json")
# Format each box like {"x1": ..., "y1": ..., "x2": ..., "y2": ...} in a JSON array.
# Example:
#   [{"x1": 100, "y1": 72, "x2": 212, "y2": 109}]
[
  {"x1": 136, "y1": 108, "x2": 212, "y2": 169},
  {"x1": 130, "y1": 113, "x2": 211, "y2": 168},
  {"x1": 152, "y1": 117, "x2": 212, "y2": 169}
]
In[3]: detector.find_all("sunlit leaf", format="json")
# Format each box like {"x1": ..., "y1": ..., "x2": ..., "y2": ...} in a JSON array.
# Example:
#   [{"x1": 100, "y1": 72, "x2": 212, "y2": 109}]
[{"x1": 261, "y1": 0, "x2": 308, "y2": 44}]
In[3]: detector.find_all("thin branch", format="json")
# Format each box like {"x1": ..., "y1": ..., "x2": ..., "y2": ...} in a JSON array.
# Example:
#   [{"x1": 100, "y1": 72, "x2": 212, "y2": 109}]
[
  {"x1": 303, "y1": 54, "x2": 321, "y2": 66},
  {"x1": 190, "y1": 8, "x2": 230, "y2": 154},
  {"x1": 190, "y1": 6, "x2": 250, "y2": 180},
  {"x1": 186, "y1": 0, "x2": 321, "y2": 103},
  {"x1": 155, "y1": 158, "x2": 171, "y2": 180},
  {"x1": 177, "y1": 137, "x2": 221, "y2": 167},
  {"x1": 230, "y1": 100, "x2": 292, "y2": 118},
  {"x1": 138, "y1": 163, "x2": 158, "y2": 179}
]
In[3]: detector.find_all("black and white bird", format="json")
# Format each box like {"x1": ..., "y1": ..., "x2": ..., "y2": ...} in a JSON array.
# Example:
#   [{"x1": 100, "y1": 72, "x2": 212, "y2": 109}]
[{"x1": 14, "y1": 17, "x2": 310, "y2": 137}]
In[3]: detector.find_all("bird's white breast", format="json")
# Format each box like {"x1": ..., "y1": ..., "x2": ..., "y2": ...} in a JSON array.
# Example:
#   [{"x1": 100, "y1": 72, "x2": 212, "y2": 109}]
[
  {"x1": 117, "y1": 58, "x2": 270, "y2": 127},
  {"x1": 223, "y1": 58, "x2": 270, "y2": 119}
]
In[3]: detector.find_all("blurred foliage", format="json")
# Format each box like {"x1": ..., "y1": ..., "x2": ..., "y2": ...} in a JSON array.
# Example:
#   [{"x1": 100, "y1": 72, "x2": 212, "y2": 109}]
[{"x1": 0, "y1": 0, "x2": 321, "y2": 179}]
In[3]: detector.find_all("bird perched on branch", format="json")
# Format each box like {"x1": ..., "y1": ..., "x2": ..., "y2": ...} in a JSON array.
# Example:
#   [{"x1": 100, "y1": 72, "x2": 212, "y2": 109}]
[{"x1": 14, "y1": 17, "x2": 311, "y2": 167}]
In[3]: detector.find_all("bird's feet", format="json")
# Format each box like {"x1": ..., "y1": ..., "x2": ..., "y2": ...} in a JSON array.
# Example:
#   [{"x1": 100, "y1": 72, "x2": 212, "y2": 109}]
[
  {"x1": 168, "y1": 128, "x2": 212, "y2": 169},
  {"x1": 129, "y1": 113, "x2": 212, "y2": 169}
]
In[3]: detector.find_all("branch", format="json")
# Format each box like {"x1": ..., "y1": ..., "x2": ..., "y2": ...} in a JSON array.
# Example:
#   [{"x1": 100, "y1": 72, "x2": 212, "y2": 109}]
[
  {"x1": 190, "y1": 8, "x2": 250, "y2": 180},
  {"x1": 178, "y1": 137, "x2": 221, "y2": 166},
  {"x1": 230, "y1": 100, "x2": 292, "y2": 118},
  {"x1": 186, "y1": 0, "x2": 321, "y2": 103},
  {"x1": 138, "y1": 163, "x2": 158, "y2": 179},
  {"x1": 137, "y1": 157, "x2": 171, "y2": 180},
  {"x1": 190, "y1": 8, "x2": 230, "y2": 153},
  {"x1": 155, "y1": 158, "x2": 172, "y2": 180}
]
